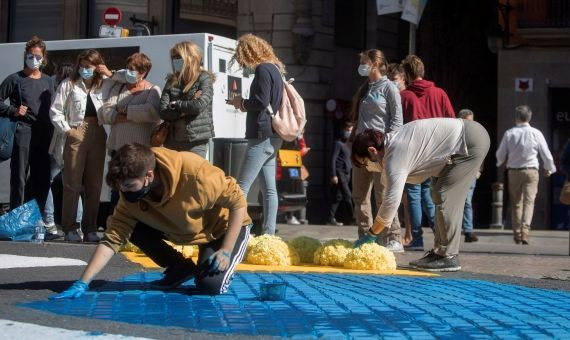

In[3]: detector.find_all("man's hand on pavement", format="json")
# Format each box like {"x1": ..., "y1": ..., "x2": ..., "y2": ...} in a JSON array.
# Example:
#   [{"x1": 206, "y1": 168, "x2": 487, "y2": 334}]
[{"x1": 49, "y1": 280, "x2": 89, "y2": 300}]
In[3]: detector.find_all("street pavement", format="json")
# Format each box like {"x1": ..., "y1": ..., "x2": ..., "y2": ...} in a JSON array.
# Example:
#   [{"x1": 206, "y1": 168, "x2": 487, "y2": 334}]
[{"x1": 0, "y1": 224, "x2": 569, "y2": 339}]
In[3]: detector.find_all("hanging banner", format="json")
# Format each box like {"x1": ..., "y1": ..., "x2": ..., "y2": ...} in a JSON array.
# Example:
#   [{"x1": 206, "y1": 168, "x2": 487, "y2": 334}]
[
  {"x1": 376, "y1": 0, "x2": 404, "y2": 15},
  {"x1": 401, "y1": 0, "x2": 428, "y2": 25}
]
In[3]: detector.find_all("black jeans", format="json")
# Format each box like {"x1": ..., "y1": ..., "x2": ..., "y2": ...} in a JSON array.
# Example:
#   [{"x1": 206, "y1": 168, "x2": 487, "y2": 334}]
[
  {"x1": 129, "y1": 222, "x2": 251, "y2": 295},
  {"x1": 10, "y1": 122, "x2": 52, "y2": 211},
  {"x1": 329, "y1": 173, "x2": 353, "y2": 220}
]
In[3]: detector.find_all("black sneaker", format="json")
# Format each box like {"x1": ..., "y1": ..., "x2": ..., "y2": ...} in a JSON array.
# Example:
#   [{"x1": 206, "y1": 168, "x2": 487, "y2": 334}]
[
  {"x1": 464, "y1": 232, "x2": 478, "y2": 243},
  {"x1": 149, "y1": 261, "x2": 196, "y2": 290},
  {"x1": 410, "y1": 251, "x2": 461, "y2": 272}
]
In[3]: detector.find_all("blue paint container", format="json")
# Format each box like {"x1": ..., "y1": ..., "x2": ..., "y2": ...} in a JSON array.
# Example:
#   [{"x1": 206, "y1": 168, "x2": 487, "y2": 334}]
[{"x1": 259, "y1": 281, "x2": 287, "y2": 301}]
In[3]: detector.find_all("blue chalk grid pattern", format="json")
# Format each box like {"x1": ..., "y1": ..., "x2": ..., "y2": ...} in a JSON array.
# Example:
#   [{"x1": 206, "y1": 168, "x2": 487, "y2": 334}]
[{"x1": 23, "y1": 272, "x2": 570, "y2": 339}]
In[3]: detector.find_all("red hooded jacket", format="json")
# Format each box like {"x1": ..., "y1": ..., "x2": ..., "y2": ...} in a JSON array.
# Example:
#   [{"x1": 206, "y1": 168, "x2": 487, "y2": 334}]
[{"x1": 401, "y1": 79, "x2": 455, "y2": 123}]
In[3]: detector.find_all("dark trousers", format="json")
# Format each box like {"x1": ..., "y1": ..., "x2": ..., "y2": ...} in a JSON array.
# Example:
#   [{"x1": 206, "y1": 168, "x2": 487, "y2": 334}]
[
  {"x1": 329, "y1": 174, "x2": 352, "y2": 219},
  {"x1": 10, "y1": 122, "x2": 52, "y2": 211},
  {"x1": 129, "y1": 222, "x2": 251, "y2": 295}
]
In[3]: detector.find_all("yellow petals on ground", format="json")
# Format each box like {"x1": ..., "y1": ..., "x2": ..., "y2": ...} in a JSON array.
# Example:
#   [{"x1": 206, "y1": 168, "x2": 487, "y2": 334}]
[
  {"x1": 288, "y1": 236, "x2": 321, "y2": 263},
  {"x1": 344, "y1": 243, "x2": 397, "y2": 270},
  {"x1": 246, "y1": 235, "x2": 300, "y2": 266},
  {"x1": 119, "y1": 242, "x2": 143, "y2": 254},
  {"x1": 313, "y1": 239, "x2": 353, "y2": 267}
]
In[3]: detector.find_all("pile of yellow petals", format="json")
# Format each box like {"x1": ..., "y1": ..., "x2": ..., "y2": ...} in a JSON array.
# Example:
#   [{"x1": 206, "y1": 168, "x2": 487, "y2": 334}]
[
  {"x1": 288, "y1": 236, "x2": 322, "y2": 263},
  {"x1": 246, "y1": 234, "x2": 300, "y2": 266},
  {"x1": 313, "y1": 239, "x2": 353, "y2": 266},
  {"x1": 344, "y1": 243, "x2": 397, "y2": 270},
  {"x1": 165, "y1": 241, "x2": 199, "y2": 259}
]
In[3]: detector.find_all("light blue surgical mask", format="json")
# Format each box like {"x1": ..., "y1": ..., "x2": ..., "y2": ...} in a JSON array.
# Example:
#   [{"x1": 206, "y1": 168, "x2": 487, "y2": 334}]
[
  {"x1": 79, "y1": 67, "x2": 94, "y2": 80},
  {"x1": 172, "y1": 58, "x2": 183, "y2": 72},
  {"x1": 358, "y1": 64, "x2": 371, "y2": 77},
  {"x1": 125, "y1": 69, "x2": 139, "y2": 84},
  {"x1": 25, "y1": 53, "x2": 43, "y2": 70}
]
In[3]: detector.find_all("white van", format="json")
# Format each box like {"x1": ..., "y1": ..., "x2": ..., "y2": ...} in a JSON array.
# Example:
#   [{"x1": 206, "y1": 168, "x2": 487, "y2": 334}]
[{"x1": 0, "y1": 33, "x2": 252, "y2": 205}]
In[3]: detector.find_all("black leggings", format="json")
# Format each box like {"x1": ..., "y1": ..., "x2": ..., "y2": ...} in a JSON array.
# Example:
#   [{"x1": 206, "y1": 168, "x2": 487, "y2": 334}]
[{"x1": 129, "y1": 222, "x2": 251, "y2": 295}]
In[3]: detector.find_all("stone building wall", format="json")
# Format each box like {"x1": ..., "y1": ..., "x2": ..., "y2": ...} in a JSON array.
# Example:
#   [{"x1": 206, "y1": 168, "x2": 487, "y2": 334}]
[{"x1": 497, "y1": 47, "x2": 570, "y2": 229}]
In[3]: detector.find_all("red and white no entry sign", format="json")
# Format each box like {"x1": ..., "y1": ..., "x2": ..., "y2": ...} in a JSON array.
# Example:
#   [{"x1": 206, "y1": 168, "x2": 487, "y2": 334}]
[{"x1": 103, "y1": 7, "x2": 122, "y2": 26}]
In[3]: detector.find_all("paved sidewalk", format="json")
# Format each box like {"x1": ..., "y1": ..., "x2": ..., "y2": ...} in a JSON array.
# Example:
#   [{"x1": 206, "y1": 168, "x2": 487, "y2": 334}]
[{"x1": 277, "y1": 224, "x2": 570, "y2": 283}]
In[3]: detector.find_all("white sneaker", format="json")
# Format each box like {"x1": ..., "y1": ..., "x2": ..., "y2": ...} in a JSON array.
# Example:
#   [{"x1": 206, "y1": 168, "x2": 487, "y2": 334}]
[
  {"x1": 286, "y1": 215, "x2": 301, "y2": 225},
  {"x1": 44, "y1": 222, "x2": 58, "y2": 235},
  {"x1": 385, "y1": 240, "x2": 405, "y2": 253}
]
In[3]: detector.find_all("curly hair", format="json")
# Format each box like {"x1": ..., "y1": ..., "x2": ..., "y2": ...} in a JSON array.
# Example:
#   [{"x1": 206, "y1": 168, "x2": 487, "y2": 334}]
[
  {"x1": 233, "y1": 34, "x2": 285, "y2": 74},
  {"x1": 23, "y1": 36, "x2": 47, "y2": 68},
  {"x1": 106, "y1": 143, "x2": 156, "y2": 190}
]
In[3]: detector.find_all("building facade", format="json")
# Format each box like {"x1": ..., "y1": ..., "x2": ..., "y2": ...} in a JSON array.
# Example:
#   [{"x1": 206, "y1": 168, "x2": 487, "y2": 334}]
[
  {"x1": 495, "y1": 0, "x2": 570, "y2": 230},
  {"x1": 1, "y1": 0, "x2": 515, "y2": 228}
]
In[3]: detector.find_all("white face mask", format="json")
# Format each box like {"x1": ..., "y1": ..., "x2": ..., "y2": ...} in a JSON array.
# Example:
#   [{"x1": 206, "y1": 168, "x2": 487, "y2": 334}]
[
  {"x1": 25, "y1": 54, "x2": 43, "y2": 70},
  {"x1": 358, "y1": 64, "x2": 371, "y2": 77}
]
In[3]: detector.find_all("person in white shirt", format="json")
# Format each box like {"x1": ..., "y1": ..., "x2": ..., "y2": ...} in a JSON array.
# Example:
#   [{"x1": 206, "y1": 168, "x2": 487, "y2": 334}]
[
  {"x1": 351, "y1": 118, "x2": 490, "y2": 271},
  {"x1": 496, "y1": 105, "x2": 556, "y2": 244}
]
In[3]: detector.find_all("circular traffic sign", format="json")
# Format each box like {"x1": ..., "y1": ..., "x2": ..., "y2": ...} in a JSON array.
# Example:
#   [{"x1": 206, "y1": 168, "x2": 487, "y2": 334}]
[{"x1": 103, "y1": 7, "x2": 122, "y2": 26}]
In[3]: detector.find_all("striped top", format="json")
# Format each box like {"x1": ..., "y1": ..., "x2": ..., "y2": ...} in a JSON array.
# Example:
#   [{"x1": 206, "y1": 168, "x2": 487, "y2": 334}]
[{"x1": 100, "y1": 81, "x2": 162, "y2": 152}]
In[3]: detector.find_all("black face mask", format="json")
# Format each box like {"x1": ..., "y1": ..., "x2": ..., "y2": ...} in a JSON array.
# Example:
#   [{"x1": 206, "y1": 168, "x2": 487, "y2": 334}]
[{"x1": 122, "y1": 181, "x2": 152, "y2": 203}]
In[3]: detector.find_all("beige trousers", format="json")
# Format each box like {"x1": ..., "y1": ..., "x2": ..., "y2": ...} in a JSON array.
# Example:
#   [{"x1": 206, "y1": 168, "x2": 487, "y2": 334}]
[
  {"x1": 62, "y1": 118, "x2": 107, "y2": 233},
  {"x1": 431, "y1": 120, "x2": 490, "y2": 256},
  {"x1": 508, "y1": 169, "x2": 539, "y2": 240},
  {"x1": 352, "y1": 165, "x2": 401, "y2": 242}
]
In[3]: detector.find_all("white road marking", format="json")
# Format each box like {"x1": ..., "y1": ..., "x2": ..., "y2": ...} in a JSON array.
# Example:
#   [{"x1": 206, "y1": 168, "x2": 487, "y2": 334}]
[
  {"x1": 0, "y1": 319, "x2": 151, "y2": 339},
  {"x1": 0, "y1": 254, "x2": 87, "y2": 269}
]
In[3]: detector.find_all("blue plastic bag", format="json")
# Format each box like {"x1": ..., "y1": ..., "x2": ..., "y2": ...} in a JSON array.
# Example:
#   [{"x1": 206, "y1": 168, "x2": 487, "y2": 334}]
[{"x1": 0, "y1": 200, "x2": 42, "y2": 241}]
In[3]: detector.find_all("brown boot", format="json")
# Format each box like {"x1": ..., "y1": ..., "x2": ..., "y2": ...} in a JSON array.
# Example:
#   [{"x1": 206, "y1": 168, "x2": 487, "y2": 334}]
[
  {"x1": 521, "y1": 231, "x2": 529, "y2": 245},
  {"x1": 513, "y1": 230, "x2": 522, "y2": 244}
]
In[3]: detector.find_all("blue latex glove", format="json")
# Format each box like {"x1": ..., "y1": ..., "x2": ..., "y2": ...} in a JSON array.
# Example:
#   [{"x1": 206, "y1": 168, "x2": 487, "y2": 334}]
[
  {"x1": 353, "y1": 229, "x2": 378, "y2": 248},
  {"x1": 49, "y1": 280, "x2": 89, "y2": 300},
  {"x1": 208, "y1": 249, "x2": 231, "y2": 274}
]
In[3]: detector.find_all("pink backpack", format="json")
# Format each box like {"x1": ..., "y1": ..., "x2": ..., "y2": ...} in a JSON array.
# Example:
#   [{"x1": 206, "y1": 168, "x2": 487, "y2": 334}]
[{"x1": 267, "y1": 65, "x2": 307, "y2": 142}]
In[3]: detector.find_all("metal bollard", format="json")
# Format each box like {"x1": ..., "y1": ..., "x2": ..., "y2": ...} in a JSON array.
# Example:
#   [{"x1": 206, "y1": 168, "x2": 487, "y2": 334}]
[{"x1": 490, "y1": 182, "x2": 504, "y2": 229}]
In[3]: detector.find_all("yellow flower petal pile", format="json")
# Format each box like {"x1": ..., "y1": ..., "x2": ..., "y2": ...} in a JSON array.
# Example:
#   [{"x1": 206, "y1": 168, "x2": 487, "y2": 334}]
[
  {"x1": 246, "y1": 234, "x2": 300, "y2": 266},
  {"x1": 119, "y1": 242, "x2": 143, "y2": 254},
  {"x1": 313, "y1": 239, "x2": 353, "y2": 266},
  {"x1": 288, "y1": 236, "x2": 321, "y2": 263},
  {"x1": 165, "y1": 241, "x2": 198, "y2": 258},
  {"x1": 344, "y1": 243, "x2": 397, "y2": 270}
]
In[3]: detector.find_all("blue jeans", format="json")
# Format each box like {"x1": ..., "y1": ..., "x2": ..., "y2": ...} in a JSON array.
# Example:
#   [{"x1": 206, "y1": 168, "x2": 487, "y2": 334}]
[
  {"x1": 463, "y1": 179, "x2": 476, "y2": 233},
  {"x1": 237, "y1": 137, "x2": 282, "y2": 235},
  {"x1": 405, "y1": 179, "x2": 435, "y2": 242},
  {"x1": 43, "y1": 156, "x2": 83, "y2": 225}
]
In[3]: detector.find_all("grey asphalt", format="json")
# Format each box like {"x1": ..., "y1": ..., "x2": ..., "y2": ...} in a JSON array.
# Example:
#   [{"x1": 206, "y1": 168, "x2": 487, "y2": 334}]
[{"x1": 0, "y1": 225, "x2": 569, "y2": 339}]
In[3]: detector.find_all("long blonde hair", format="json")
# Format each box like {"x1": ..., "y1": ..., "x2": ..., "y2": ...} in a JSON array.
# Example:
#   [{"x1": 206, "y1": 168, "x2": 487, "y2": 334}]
[
  {"x1": 234, "y1": 34, "x2": 285, "y2": 74},
  {"x1": 167, "y1": 41, "x2": 204, "y2": 93}
]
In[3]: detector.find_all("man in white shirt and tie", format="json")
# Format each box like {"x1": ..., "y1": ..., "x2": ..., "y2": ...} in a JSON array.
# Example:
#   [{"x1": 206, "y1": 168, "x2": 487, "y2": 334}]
[{"x1": 496, "y1": 105, "x2": 556, "y2": 245}]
